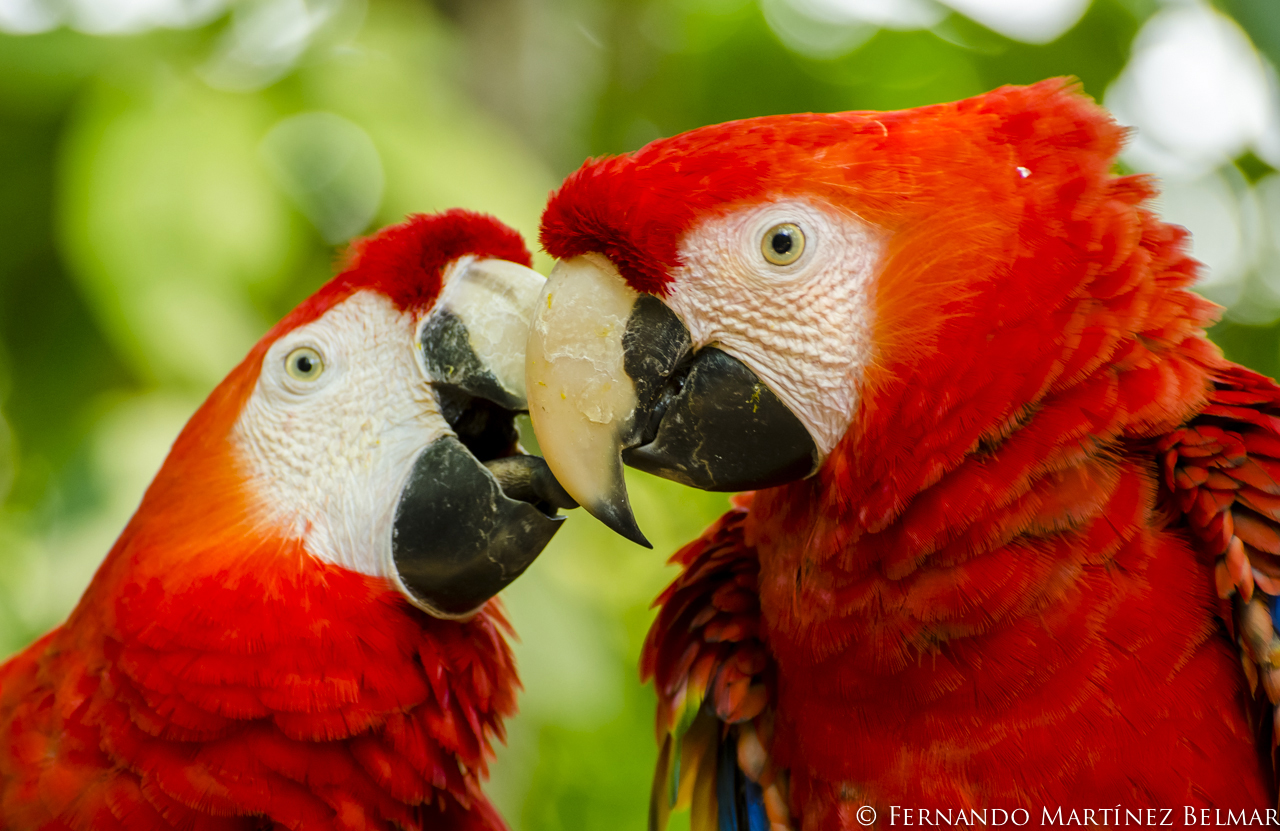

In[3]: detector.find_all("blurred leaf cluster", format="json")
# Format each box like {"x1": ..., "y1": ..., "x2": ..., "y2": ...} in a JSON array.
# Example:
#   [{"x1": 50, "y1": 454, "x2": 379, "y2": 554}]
[{"x1": 0, "y1": 1, "x2": 1277, "y2": 829}]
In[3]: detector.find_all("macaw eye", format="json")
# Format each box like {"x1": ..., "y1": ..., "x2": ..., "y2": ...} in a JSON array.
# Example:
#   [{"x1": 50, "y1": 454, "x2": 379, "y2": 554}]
[
  {"x1": 285, "y1": 347, "x2": 324, "y2": 381},
  {"x1": 761, "y1": 223, "x2": 805, "y2": 266}
]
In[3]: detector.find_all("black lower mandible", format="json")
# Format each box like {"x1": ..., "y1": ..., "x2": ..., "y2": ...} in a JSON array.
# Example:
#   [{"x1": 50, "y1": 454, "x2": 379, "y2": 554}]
[
  {"x1": 623, "y1": 347, "x2": 818, "y2": 491},
  {"x1": 392, "y1": 437, "x2": 564, "y2": 617}
]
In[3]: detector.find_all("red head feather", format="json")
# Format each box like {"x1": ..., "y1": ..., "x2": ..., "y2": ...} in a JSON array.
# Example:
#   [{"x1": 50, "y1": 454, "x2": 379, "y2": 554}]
[
  {"x1": 275, "y1": 208, "x2": 532, "y2": 340},
  {"x1": 541, "y1": 80, "x2": 1124, "y2": 295}
]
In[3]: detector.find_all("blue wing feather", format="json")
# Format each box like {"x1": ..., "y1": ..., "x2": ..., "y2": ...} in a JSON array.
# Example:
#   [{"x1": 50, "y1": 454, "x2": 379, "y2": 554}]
[{"x1": 716, "y1": 729, "x2": 768, "y2": 831}]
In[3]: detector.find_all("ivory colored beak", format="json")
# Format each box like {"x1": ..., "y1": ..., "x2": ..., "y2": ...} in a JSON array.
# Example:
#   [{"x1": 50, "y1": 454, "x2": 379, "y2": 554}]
[
  {"x1": 526, "y1": 254, "x2": 818, "y2": 550},
  {"x1": 423, "y1": 256, "x2": 550, "y2": 410},
  {"x1": 525, "y1": 254, "x2": 651, "y2": 547}
]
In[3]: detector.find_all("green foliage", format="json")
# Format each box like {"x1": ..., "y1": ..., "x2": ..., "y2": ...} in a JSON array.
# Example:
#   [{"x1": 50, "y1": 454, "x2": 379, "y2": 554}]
[
  {"x1": 1, "y1": 1, "x2": 1278, "y2": 829},
  {"x1": 1218, "y1": 0, "x2": 1280, "y2": 70}
]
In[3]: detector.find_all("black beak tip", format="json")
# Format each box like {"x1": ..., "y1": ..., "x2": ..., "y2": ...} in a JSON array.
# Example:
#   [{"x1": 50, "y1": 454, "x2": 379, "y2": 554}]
[{"x1": 591, "y1": 498, "x2": 652, "y2": 549}]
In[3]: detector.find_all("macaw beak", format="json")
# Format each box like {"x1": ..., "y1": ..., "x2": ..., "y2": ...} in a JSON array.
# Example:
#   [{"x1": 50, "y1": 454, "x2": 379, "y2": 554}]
[
  {"x1": 392, "y1": 257, "x2": 576, "y2": 619},
  {"x1": 525, "y1": 254, "x2": 818, "y2": 547}
]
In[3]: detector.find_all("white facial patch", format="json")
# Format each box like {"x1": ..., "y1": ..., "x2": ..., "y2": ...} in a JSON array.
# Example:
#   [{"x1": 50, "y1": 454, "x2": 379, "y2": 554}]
[
  {"x1": 664, "y1": 199, "x2": 883, "y2": 457},
  {"x1": 233, "y1": 290, "x2": 447, "y2": 581}
]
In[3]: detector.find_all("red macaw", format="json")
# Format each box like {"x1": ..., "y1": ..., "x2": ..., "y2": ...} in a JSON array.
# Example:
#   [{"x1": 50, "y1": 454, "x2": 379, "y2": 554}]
[
  {"x1": 524, "y1": 81, "x2": 1280, "y2": 828},
  {"x1": 0, "y1": 210, "x2": 575, "y2": 831}
]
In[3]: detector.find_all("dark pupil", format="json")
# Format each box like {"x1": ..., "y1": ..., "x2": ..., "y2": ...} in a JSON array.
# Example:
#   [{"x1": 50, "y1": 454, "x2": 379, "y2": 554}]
[
  {"x1": 295, "y1": 355, "x2": 313, "y2": 374},
  {"x1": 771, "y1": 230, "x2": 793, "y2": 255}
]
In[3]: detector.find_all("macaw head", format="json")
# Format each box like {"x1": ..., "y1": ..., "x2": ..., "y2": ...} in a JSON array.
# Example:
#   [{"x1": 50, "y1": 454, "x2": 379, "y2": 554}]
[
  {"x1": 123, "y1": 209, "x2": 573, "y2": 618},
  {"x1": 526, "y1": 80, "x2": 1213, "y2": 544}
]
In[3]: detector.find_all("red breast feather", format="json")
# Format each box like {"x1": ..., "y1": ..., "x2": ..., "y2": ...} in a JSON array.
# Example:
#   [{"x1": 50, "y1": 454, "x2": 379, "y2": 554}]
[{"x1": 0, "y1": 548, "x2": 517, "y2": 831}]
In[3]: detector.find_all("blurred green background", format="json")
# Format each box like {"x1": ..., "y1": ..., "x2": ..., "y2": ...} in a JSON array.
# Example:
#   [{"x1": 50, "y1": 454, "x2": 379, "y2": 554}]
[{"x1": 1, "y1": 0, "x2": 1278, "y2": 828}]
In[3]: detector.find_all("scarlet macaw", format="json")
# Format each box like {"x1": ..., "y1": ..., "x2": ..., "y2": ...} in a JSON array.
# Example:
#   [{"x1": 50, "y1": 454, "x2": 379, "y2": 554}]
[
  {"x1": 525, "y1": 81, "x2": 1279, "y2": 827},
  {"x1": 0, "y1": 210, "x2": 574, "y2": 830}
]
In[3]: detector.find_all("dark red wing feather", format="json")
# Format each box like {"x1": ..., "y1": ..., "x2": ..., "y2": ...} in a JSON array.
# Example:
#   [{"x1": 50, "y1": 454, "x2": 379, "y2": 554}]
[
  {"x1": 1159, "y1": 364, "x2": 1280, "y2": 780},
  {"x1": 640, "y1": 496, "x2": 792, "y2": 831}
]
